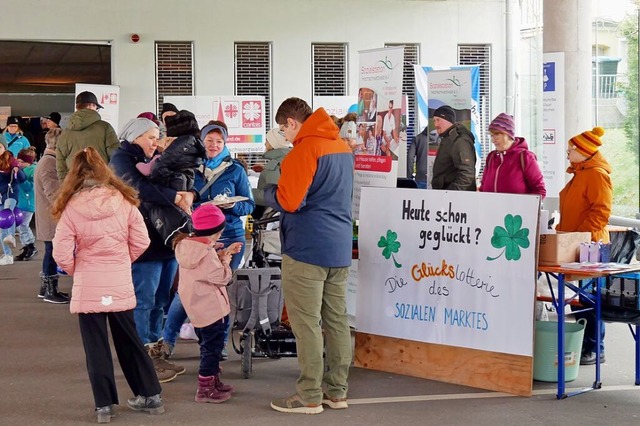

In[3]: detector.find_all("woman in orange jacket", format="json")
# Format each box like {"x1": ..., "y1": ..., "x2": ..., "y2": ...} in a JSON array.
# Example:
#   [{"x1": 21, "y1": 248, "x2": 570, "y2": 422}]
[{"x1": 556, "y1": 126, "x2": 612, "y2": 366}]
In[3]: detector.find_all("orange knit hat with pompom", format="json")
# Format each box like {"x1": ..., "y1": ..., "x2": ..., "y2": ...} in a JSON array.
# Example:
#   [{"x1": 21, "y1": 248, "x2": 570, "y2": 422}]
[{"x1": 569, "y1": 126, "x2": 605, "y2": 157}]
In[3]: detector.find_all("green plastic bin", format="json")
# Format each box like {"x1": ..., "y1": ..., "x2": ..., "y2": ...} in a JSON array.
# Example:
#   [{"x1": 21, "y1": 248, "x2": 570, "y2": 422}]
[{"x1": 533, "y1": 319, "x2": 586, "y2": 382}]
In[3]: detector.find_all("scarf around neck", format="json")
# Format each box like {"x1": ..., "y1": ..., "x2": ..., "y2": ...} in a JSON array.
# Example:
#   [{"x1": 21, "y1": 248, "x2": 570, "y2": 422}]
[{"x1": 205, "y1": 145, "x2": 231, "y2": 170}]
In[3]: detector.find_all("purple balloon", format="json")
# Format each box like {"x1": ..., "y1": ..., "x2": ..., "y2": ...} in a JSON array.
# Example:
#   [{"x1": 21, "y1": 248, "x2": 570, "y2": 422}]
[
  {"x1": 0, "y1": 208, "x2": 15, "y2": 229},
  {"x1": 12, "y1": 207, "x2": 24, "y2": 227}
]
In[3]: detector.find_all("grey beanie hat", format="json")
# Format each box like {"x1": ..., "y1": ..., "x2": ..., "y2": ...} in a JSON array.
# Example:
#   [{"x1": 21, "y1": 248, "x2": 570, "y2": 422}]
[{"x1": 119, "y1": 118, "x2": 158, "y2": 142}]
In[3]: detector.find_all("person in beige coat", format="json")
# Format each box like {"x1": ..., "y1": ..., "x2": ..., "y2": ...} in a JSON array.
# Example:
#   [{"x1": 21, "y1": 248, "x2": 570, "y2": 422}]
[{"x1": 34, "y1": 128, "x2": 68, "y2": 304}]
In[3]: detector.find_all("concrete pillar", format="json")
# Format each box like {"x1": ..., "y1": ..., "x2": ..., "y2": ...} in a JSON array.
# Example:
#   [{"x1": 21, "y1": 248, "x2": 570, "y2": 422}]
[{"x1": 543, "y1": 0, "x2": 592, "y2": 210}]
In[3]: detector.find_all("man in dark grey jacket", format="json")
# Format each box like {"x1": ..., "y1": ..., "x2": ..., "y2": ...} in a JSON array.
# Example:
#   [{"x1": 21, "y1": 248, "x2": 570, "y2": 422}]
[
  {"x1": 430, "y1": 105, "x2": 477, "y2": 191},
  {"x1": 407, "y1": 126, "x2": 432, "y2": 188}
]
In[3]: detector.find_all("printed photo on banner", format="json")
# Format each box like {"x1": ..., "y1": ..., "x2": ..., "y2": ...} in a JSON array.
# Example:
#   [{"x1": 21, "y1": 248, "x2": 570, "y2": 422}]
[
  {"x1": 352, "y1": 46, "x2": 405, "y2": 219},
  {"x1": 356, "y1": 187, "x2": 540, "y2": 357}
]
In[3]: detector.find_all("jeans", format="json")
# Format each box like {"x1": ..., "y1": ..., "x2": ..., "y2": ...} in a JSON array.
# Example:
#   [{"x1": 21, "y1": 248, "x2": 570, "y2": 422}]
[
  {"x1": 17, "y1": 210, "x2": 35, "y2": 245},
  {"x1": 162, "y1": 293, "x2": 187, "y2": 347},
  {"x1": 195, "y1": 318, "x2": 226, "y2": 376},
  {"x1": 1, "y1": 198, "x2": 16, "y2": 256},
  {"x1": 132, "y1": 258, "x2": 178, "y2": 345},
  {"x1": 573, "y1": 308, "x2": 606, "y2": 353},
  {"x1": 281, "y1": 254, "x2": 352, "y2": 403},
  {"x1": 163, "y1": 238, "x2": 243, "y2": 347},
  {"x1": 42, "y1": 241, "x2": 58, "y2": 276}
]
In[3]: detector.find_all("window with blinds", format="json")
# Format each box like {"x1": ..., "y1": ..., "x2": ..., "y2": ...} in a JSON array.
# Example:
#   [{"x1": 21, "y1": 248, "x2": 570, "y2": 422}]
[
  {"x1": 385, "y1": 43, "x2": 420, "y2": 148},
  {"x1": 312, "y1": 43, "x2": 347, "y2": 96},
  {"x1": 155, "y1": 42, "x2": 194, "y2": 114},
  {"x1": 458, "y1": 44, "x2": 492, "y2": 167}
]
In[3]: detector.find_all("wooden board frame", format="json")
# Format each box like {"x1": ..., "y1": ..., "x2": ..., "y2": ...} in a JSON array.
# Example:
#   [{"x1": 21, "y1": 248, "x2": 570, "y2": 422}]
[{"x1": 354, "y1": 332, "x2": 533, "y2": 397}]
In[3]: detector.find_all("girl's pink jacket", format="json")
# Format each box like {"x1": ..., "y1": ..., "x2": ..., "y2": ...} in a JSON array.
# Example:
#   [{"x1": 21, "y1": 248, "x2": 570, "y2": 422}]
[
  {"x1": 53, "y1": 186, "x2": 150, "y2": 314},
  {"x1": 175, "y1": 237, "x2": 232, "y2": 328}
]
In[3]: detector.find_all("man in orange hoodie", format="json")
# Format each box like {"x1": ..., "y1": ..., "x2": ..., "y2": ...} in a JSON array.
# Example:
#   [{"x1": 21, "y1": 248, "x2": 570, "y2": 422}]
[
  {"x1": 557, "y1": 126, "x2": 612, "y2": 365},
  {"x1": 265, "y1": 98, "x2": 353, "y2": 414}
]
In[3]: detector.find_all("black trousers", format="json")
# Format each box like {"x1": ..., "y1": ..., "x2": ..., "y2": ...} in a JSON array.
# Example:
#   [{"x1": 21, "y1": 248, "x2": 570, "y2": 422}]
[{"x1": 78, "y1": 310, "x2": 162, "y2": 408}]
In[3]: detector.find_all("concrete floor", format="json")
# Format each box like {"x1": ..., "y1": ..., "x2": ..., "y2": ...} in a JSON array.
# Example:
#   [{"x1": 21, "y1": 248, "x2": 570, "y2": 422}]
[{"x1": 3, "y1": 242, "x2": 640, "y2": 425}]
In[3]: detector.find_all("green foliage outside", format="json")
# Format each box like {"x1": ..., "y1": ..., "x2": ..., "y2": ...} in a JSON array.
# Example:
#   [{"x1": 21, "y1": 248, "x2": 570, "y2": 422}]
[
  {"x1": 600, "y1": 128, "x2": 639, "y2": 217},
  {"x1": 618, "y1": 3, "x2": 640, "y2": 162}
]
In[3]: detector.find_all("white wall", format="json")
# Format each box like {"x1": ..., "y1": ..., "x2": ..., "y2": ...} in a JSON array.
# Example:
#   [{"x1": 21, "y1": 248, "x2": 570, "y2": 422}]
[{"x1": 1, "y1": 0, "x2": 508, "y2": 132}]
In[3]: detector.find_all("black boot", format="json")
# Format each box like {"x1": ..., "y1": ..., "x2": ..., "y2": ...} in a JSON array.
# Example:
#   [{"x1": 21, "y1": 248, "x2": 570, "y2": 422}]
[
  {"x1": 49, "y1": 275, "x2": 69, "y2": 299},
  {"x1": 24, "y1": 243, "x2": 38, "y2": 261},
  {"x1": 38, "y1": 274, "x2": 46, "y2": 298},
  {"x1": 14, "y1": 245, "x2": 30, "y2": 261},
  {"x1": 43, "y1": 276, "x2": 70, "y2": 304}
]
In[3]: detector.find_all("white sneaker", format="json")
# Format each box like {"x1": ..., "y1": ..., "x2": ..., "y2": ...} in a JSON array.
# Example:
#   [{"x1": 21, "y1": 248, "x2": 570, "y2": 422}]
[
  {"x1": 0, "y1": 255, "x2": 14, "y2": 265},
  {"x1": 2, "y1": 235, "x2": 16, "y2": 248}
]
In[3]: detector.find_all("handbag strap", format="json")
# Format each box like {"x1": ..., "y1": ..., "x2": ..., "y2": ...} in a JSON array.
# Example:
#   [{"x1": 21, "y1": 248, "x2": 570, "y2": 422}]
[{"x1": 198, "y1": 161, "x2": 232, "y2": 197}]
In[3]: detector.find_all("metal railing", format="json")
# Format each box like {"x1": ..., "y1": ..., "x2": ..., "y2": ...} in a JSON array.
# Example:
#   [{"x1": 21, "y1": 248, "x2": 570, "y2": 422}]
[{"x1": 593, "y1": 74, "x2": 620, "y2": 99}]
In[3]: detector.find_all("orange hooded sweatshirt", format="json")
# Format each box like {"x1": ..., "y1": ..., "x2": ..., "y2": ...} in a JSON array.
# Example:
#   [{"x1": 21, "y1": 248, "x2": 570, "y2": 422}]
[{"x1": 556, "y1": 151, "x2": 612, "y2": 243}]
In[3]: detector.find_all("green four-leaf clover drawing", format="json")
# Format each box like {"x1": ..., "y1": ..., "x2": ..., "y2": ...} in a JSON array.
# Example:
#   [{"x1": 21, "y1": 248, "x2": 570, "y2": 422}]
[
  {"x1": 487, "y1": 214, "x2": 530, "y2": 261},
  {"x1": 378, "y1": 229, "x2": 402, "y2": 268}
]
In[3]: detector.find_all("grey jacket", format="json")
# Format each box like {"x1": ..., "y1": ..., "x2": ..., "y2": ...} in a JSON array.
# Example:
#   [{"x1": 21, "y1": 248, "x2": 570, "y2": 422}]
[
  {"x1": 252, "y1": 147, "x2": 291, "y2": 206},
  {"x1": 431, "y1": 123, "x2": 477, "y2": 191},
  {"x1": 407, "y1": 127, "x2": 430, "y2": 183}
]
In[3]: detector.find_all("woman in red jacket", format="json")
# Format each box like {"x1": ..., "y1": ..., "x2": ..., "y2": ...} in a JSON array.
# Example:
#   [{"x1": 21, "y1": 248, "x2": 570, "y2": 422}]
[{"x1": 479, "y1": 113, "x2": 546, "y2": 197}]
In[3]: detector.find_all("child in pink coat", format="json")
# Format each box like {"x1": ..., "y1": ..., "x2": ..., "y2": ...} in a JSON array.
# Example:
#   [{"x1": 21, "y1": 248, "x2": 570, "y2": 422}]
[
  {"x1": 173, "y1": 203, "x2": 242, "y2": 403},
  {"x1": 51, "y1": 147, "x2": 164, "y2": 423}
]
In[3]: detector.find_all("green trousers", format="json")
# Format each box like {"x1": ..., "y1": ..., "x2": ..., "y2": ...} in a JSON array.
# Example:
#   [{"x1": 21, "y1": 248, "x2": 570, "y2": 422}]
[{"x1": 281, "y1": 254, "x2": 352, "y2": 403}]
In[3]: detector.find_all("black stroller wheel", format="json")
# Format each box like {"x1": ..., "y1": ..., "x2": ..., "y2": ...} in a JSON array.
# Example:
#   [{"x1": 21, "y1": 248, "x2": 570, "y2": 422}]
[{"x1": 240, "y1": 332, "x2": 252, "y2": 379}]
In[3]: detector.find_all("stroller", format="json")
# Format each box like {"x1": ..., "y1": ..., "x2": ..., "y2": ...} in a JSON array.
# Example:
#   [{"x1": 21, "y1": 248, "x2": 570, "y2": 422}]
[{"x1": 229, "y1": 211, "x2": 297, "y2": 378}]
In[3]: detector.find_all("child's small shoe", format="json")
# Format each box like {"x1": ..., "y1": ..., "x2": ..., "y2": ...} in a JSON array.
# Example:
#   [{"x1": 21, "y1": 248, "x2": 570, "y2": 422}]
[
  {"x1": 135, "y1": 155, "x2": 160, "y2": 176},
  {"x1": 214, "y1": 374, "x2": 235, "y2": 394},
  {"x1": 196, "y1": 375, "x2": 231, "y2": 403}
]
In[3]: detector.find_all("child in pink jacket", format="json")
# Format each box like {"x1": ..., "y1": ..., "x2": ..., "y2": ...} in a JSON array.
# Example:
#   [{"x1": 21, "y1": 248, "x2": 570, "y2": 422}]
[
  {"x1": 51, "y1": 147, "x2": 164, "y2": 423},
  {"x1": 173, "y1": 203, "x2": 242, "y2": 403}
]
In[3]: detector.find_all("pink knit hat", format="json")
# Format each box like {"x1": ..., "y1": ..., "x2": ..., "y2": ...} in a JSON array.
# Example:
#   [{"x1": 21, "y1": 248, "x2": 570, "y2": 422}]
[
  {"x1": 488, "y1": 113, "x2": 515, "y2": 139},
  {"x1": 192, "y1": 204, "x2": 226, "y2": 236}
]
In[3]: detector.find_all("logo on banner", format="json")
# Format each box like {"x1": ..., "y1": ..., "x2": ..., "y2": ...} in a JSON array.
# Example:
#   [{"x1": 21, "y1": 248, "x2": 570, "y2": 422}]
[
  {"x1": 242, "y1": 101, "x2": 262, "y2": 128},
  {"x1": 543, "y1": 62, "x2": 555, "y2": 92},
  {"x1": 543, "y1": 129, "x2": 556, "y2": 145}
]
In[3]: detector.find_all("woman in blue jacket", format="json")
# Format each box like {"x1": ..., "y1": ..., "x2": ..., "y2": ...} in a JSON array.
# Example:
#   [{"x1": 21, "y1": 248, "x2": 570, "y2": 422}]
[
  {"x1": 161, "y1": 122, "x2": 254, "y2": 360},
  {"x1": 2, "y1": 116, "x2": 32, "y2": 157},
  {"x1": 194, "y1": 123, "x2": 255, "y2": 268},
  {"x1": 0, "y1": 143, "x2": 26, "y2": 265}
]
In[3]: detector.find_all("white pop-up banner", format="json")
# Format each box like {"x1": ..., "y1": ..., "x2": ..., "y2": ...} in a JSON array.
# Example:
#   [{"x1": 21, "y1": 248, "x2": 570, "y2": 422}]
[
  {"x1": 542, "y1": 52, "x2": 566, "y2": 198},
  {"x1": 356, "y1": 188, "x2": 540, "y2": 356},
  {"x1": 165, "y1": 95, "x2": 267, "y2": 154},
  {"x1": 76, "y1": 83, "x2": 120, "y2": 133}
]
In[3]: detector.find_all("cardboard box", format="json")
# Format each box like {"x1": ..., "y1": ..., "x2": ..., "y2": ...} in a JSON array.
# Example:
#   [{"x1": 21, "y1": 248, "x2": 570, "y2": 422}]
[{"x1": 538, "y1": 232, "x2": 591, "y2": 266}]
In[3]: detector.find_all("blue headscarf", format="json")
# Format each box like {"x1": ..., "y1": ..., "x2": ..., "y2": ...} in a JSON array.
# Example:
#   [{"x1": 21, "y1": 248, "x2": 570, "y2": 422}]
[{"x1": 201, "y1": 124, "x2": 231, "y2": 169}]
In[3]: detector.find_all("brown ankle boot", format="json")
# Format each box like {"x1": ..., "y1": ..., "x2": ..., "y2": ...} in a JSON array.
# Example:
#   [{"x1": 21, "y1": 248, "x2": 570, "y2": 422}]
[{"x1": 195, "y1": 375, "x2": 231, "y2": 403}]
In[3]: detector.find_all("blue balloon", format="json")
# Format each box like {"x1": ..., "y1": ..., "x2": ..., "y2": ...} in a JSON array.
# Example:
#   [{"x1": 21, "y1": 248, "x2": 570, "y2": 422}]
[
  {"x1": 0, "y1": 208, "x2": 15, "y2": 229},
  {"x1": 347, "y1": 104, "x2": 358, "y2": 114}
]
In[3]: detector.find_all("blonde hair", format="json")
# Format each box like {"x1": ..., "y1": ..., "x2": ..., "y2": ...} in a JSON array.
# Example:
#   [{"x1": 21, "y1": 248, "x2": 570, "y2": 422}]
[{"x1": 51, "y1": 147, "x2": 139, "y2": 220}]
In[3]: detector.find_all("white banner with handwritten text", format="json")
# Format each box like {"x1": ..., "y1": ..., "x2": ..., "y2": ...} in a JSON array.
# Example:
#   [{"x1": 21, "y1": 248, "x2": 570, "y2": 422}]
[{"x1": 356, "y1": 188, "x2": 540, "y2": 356}]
